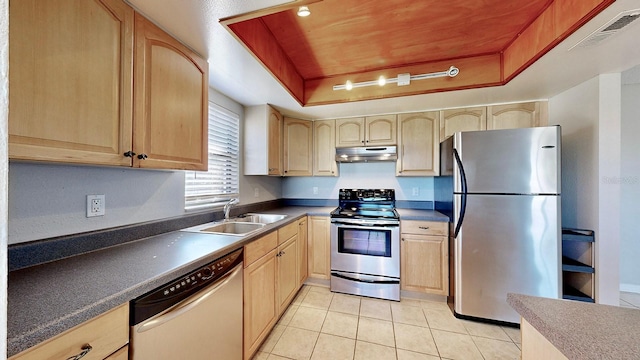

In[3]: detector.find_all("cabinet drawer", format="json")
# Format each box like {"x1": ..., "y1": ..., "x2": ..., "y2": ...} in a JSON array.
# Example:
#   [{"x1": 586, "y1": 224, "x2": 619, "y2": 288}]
[
  {"x1": 105, "y1": 345, "x2": 129, "y2": 360},
  {"x1": 10, "y1": 303, "x2": 129, "y2": 360},
  {"x1": 401, "y1": 221, "x2": 448, "y2": 236},
  {"x1": 277, "y1": 222, "x2": 298, "y2": 245},
  {"x1": 245, "y1": 231, "x2": 278, "y2": 266}
]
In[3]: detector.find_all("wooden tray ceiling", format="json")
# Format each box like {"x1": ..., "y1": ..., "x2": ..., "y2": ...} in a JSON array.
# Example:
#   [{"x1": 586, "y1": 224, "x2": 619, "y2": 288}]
[{"x1": 221, "y1": 0, "x2": 614, "y2": 106}]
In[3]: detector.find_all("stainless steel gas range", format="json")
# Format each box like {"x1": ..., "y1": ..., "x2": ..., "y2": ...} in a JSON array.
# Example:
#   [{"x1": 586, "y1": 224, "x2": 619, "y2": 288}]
[{"x1": 330, "y1": 189, "x2": 400, "y2": 301}]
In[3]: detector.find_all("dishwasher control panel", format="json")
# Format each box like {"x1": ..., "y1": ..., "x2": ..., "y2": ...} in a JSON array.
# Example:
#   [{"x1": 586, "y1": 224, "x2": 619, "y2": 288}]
[
  {"x1": 160, "y1": 248, "x2": 242, "y2": 298},
  {"x1": 130, "y1": 248, "x2": 243, "y2": 325}
]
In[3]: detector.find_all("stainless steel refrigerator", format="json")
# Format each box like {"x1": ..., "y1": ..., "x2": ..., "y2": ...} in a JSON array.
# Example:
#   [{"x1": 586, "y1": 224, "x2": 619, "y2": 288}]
[{"x1": 439, "y1": 126, "x2": 561, "y2": 324}]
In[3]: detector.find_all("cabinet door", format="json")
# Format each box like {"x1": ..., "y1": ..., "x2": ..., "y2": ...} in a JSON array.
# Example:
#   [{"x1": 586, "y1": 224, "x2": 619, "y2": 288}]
[
  {"x1": 298, "y1": 217, "x2": 309, "y2": 286},
  {"x1": 244, "y1": 249, "x2": 278, "y2": 359},
  {"x1": 308, "y1": 216, "x2": 331, "y2": 280},
  {"x1": 277, "y1": 237, "x2": 299, "y2": 312},
  {"x1": 487, "y1": 101, "x2": 547, "y2": 130},
  {"x1": 397, "y1": 111, "x2": 440, "y2": 176},
  {"x1": 313, "y1": 120, "x2": 338, "y2": 176},
  {"x1": 283, "y1": 118, "x2": 313, "y2": 176},
  {"x1": 400, "y1": 234, "x2": 448, "y2": 295},
  {"x1": 365, "y1": 115, "x2": 397, "y2": 146},
  {"x1": 9, "y1": 0, "x2": 134, "y2": 166},
  {"x1": 335, "y1": 118, "x2": 365, "y2": 147},
  {"x1": 133, "y1": 13, "x2": 208, "y2": 170},
  {"x1": 268, "y1": 107, "x2": 284, "y2": 175},
  {"x1": 439, "y1": 107, "x2": 486, "y2": 142}
]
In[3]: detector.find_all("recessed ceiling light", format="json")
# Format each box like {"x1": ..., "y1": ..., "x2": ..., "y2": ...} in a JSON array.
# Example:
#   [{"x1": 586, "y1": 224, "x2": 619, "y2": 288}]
[{"x1": 297, "y1": 6, "x2": 310, "y2": 17}]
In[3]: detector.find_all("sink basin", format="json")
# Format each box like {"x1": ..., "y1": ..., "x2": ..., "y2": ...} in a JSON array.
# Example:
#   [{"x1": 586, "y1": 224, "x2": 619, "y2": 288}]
[
  {"x1": 234, "y1": 213, "x2": 288, "y2": 224},
  {"x1": 183, "y1": 221, "x2": 265, "y2": 236}
]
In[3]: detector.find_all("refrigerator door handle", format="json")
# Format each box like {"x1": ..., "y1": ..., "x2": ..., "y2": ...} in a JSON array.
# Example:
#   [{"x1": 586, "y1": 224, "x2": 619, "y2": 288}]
[{"x1": 453, "y1": 148, "x2": 467, "y2": 238}]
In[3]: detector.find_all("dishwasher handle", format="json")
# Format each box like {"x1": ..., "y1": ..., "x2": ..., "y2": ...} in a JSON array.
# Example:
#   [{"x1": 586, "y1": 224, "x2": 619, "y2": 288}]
[{"x1": 135, "y1": 263, "x2": 242, "y2": 334}]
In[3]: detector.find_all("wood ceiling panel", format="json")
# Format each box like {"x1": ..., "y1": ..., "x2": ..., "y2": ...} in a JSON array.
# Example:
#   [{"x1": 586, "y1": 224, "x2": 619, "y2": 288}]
[
  {"x1": 261, "y1": 0, "x2": 552, "y2": 79},
  {"x1": 221, "y1": 0, "x2": 614, "y2": 106}
]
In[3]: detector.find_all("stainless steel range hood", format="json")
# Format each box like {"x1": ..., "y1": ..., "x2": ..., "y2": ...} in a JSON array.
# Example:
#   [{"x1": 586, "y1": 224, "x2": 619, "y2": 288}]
[{"x1": 335, "y1": 146, "x2": 397, "y2": 162}]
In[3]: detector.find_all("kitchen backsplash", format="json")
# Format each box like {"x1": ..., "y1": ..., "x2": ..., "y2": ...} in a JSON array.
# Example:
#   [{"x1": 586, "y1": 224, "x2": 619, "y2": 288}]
[{"x1": 282, "y1": 162, "x2": 436, "y2": 200}]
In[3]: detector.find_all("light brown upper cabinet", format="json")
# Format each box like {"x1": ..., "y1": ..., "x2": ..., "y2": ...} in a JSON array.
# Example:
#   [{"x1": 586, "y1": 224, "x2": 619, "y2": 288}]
[
  {"x1": 487, "y1": 101, "x2": 548, "y2": 130},
  {"x1": 9, "y1": 0, "x2": 209, "y2": 170},
  {"x1": 313, "y1": 120, "x2": 338, "y2": 176},
  {"x1": 396, "y1": 112, "x2": 440, "y2": 176},
  {"x1": 283, "y1": 118, "x2": 313, "y2": 176},
  {"x1": 439, "y1": 107, "x2": 487, "y2": 142},
  {"x1": 9, "y1": 0, "x2": 134, "y2": 166},
  {"x1": 244, "y1": 104, "x2": 283, "y2": 176},
  {"x1": 133, "y1": 14, "x2": 209, "y2": 170},
  {"x1": 335, "y1": 115, "x2": 397, "y2": 147}
]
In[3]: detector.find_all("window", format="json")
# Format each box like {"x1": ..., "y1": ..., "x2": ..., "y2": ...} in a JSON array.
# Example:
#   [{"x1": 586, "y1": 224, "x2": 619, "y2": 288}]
[{"x1": 185, "y1": 102, "x2": 239, "y2": 210}]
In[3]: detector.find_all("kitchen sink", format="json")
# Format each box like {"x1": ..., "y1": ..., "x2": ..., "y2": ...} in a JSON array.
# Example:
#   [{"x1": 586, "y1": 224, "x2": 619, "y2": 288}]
[
  {"x1": 234, "y1": 213, "x2": 288, "y2": 224},
  {"x1": 182, "y1": 221, "x2": 265, "y2": 236}
]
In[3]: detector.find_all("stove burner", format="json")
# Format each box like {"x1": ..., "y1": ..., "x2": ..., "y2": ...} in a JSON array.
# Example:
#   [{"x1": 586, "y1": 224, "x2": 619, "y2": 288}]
[{"x1": 331, "y1": 189, "x2": 399, "y2": 221}]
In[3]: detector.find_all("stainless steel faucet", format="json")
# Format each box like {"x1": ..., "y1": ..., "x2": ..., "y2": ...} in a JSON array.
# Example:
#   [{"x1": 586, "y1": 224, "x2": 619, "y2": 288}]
[{"x1": 223, "y1": 198, "x2": 239, "y2": 220}]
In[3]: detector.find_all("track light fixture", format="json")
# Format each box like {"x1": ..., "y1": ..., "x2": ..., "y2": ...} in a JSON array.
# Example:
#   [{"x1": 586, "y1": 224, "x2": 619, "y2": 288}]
[{"x1": 333, "y1": 66, "x2": 460, "y2": 91}]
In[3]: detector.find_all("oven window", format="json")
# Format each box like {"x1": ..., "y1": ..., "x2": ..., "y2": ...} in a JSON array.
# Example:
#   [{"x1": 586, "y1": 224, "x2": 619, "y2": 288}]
[{"x1": 338, "y1": 227, "x2": 391, "y2": 257}]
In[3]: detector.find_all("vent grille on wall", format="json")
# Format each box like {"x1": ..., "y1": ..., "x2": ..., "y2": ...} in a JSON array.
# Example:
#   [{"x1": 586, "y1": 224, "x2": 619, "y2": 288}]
[{"x1": 569, "y1": 9, "x2": 640, "y2": 50}]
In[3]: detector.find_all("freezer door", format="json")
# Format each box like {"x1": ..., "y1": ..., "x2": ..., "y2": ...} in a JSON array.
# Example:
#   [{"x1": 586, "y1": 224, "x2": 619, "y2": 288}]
[
  {"x1": 454, "y1": 193, "x2": 561, "y2": 324},
  {"x1": 453, "y1": 126, "x2": 560, "y2": 194}
]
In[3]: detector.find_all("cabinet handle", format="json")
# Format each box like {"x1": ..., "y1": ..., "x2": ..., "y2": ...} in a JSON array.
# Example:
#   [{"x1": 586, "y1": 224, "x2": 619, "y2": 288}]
[
  {"x1": 123, "y1": 151, "x2": 136, "y2": 157},
  {"x1": 137, "y1": 154, "x2": 148, "y2": 160},
  {"x1": 66, "y1": 344, "x2": 92, "y2": 360},
  {"x1": 419, "y1": 226, "x2": 430, "y2": 230},
  {"x1": 401, "y1": 238, "x2": 405, "y2": 241}
]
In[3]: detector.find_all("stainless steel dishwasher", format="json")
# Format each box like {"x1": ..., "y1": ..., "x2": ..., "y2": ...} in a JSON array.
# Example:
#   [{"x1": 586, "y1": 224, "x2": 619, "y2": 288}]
[{"x1": 129, "y1": 248, "x2": 243, "y2": 360}]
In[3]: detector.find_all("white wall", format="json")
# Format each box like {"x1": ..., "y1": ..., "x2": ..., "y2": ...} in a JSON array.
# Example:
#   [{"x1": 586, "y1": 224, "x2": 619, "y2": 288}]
[
  {"x1": 1, "y1": 0, "x2": 9, "y2": 356},
  {"x1": 7, "y1": 89, "x2": 281, "y2": 244},
  {"x1": 282, "y1": 162, "x2": 434, "y2": 201},
  {"x1": 549, "y1": 74, "x2": 622, "y2": 305},
  {"x1": 620, "y1": 65, "x2": 640, "y2": 293}
]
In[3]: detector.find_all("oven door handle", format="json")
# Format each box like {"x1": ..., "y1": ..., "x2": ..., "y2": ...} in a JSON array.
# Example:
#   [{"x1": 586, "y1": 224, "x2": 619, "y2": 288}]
[
  {"x1": 331, "y1": 272, "x2": 400, "y2": 285},
  {"x1": 331, "y1": 221, "x2": 399, "y2": 229}
]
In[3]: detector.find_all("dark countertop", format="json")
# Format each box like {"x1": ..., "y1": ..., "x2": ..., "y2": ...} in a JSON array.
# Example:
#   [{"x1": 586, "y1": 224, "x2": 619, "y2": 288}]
[
  {"x1": 507, "y1": 293, "x2": 640, "y2": 360},
  {"x1": 396, "y1": 208, "x2": 451, "y2": 222},
  {"x1": 8, "y1": 205, "x2": 447, "y2": 356}
]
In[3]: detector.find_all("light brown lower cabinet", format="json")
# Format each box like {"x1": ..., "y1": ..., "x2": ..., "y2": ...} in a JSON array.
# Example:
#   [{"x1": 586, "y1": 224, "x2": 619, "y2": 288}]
[
  {"x1": 307, "y1": 216, "x2": 331, "y2": 280},
  {"x1": 298, "y1": 217, "x2": 309, "y2": 286},
  {"x1": 9, "y1": 303, "x2": 129, "y2": 360},
  {"x1": 244, "y1": 247, "x2": 278, "y2": 360},
  {"x1": 400, "y1": 221, "x2": 449, "y2": 296},
  {"x1": 105, "y1": 345, "x2": 129, "y2": 360},
  {"x1": 243, "y1": 219, "x2": 308, "y2": 360}
]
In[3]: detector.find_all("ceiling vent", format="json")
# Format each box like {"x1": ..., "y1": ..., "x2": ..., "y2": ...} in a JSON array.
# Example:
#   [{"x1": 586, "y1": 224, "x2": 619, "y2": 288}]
[{"x1": 569, "y1": 9, "x2": 640, "y2": 50}]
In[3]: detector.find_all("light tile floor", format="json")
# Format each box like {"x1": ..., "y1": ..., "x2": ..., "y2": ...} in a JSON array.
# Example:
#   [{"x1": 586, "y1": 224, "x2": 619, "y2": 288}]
[{"x1": 253, "y1": 285, "x2": 522, "y2": 360}]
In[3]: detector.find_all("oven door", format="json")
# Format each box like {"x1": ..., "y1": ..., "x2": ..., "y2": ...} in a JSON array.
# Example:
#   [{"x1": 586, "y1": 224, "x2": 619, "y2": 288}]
[{"x1": 331, "y1": 221, "x2": 400, "y2": 278}]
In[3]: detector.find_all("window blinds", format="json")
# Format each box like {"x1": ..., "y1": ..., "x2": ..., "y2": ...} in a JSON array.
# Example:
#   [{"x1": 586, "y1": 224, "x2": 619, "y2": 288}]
[{"x1": 185, "y1": 103, "x2": 239, "y2": 210}]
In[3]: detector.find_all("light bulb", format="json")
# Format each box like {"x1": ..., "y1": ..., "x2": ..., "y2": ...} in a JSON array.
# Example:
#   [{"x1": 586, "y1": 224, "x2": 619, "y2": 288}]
[
  {"x1": 297, "y1": 6, "x2": 310, "y2": 17},
  {"x1": 378, "y1": 76, "x2": 386, "y2": 86},
  {"x1": 345, "y1": 80, "x2": 353, "y2": 91}
]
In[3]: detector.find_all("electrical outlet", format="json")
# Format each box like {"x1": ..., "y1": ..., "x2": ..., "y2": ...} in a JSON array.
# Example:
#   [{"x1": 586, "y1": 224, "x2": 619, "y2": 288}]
[
  {"x1": 313, "y1": 187, "x2": 319, "y2": 195},
  {"x1": 412, "y1": 187, "x2": 419, "y2": 196},
  {"x1": 87, "y1": 195, "x2": 105, "y2": 217},
  {"x1": 254, "y1": 187, "x2": 260, "y2": 198}
]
